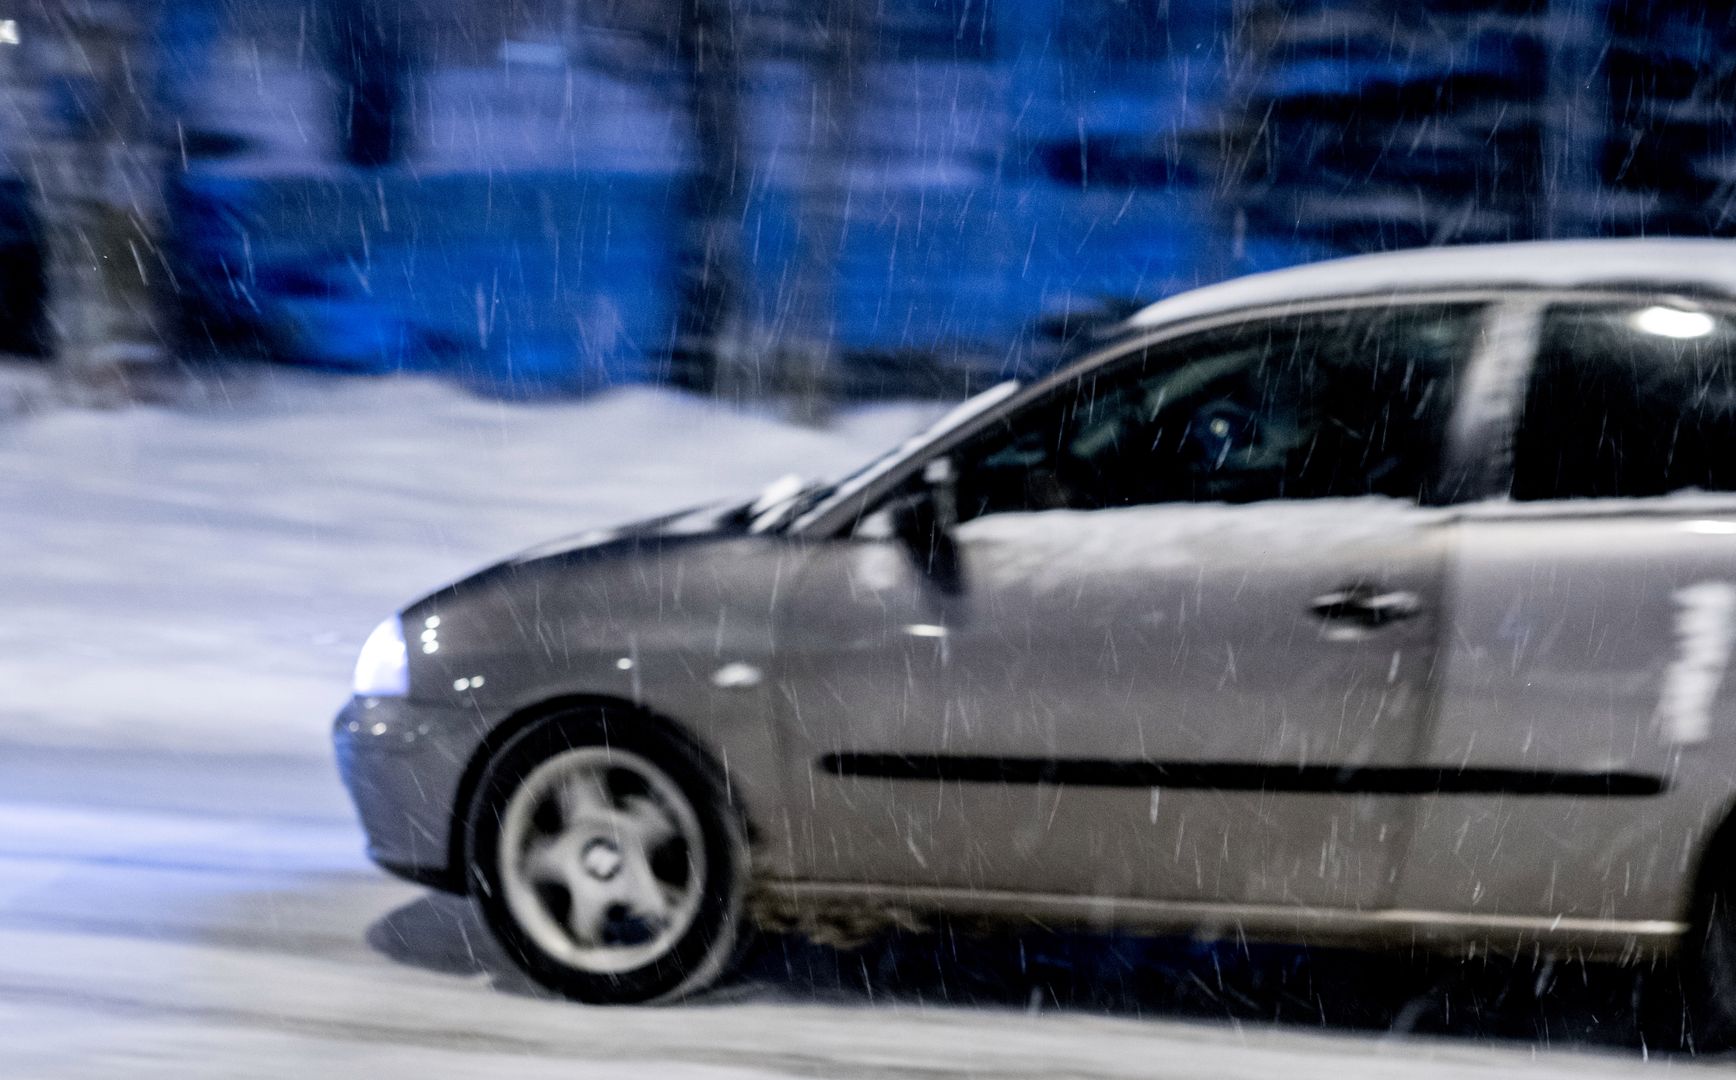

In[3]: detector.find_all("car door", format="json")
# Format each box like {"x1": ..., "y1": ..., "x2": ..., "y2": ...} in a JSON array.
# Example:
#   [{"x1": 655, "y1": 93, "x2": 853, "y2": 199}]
[
  {"x1": 1397, "y1": 296, "x2": 1736, "y2": 931},
  {"x1": 776, "y1": 301, "x2": 1488, "y2": 912}
]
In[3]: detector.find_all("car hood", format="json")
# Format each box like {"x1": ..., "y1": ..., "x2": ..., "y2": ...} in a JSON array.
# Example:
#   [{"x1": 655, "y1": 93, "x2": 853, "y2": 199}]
[
  {"x1": 507, "y1": 499, "x2": 753, "y2": 564},
  {"x1": 408, "y1": 493, "x2": 782, "y2": 618}
]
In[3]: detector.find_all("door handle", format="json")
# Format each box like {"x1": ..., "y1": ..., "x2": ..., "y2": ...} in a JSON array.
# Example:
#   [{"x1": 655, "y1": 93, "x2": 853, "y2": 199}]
[{"x1": 1308, "y1": 585, "x2": 1421, "y2": 628}]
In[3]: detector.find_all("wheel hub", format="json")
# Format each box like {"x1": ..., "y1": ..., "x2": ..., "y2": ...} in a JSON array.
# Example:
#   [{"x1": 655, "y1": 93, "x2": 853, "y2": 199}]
[{"x1": 580, "y1": 836, "x2": 625, "y2": 881}]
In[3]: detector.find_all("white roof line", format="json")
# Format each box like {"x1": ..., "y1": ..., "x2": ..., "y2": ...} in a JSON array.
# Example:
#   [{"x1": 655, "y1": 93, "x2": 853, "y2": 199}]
[{"x1": 1128, "y1": 239, "x2": 1736, "y2": 331}]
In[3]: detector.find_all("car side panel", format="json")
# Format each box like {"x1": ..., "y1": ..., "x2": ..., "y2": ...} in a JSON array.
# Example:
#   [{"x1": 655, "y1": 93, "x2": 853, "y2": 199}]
[
  {"x1": 777, "y1": 501, "x2": 1448, "y2": 909},
  {"x1": 1396, "y1": 503, "x2": 1736, "y2": 925}
]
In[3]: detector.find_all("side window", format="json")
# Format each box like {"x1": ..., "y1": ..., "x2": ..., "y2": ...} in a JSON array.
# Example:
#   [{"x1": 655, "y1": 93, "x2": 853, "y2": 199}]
[
  {"x1": 1513, "y1": 303, "x2": 1736, "y2": 500},
  {"x1": 952, "y1": 304, "x2": 1480, "y2": 520}
]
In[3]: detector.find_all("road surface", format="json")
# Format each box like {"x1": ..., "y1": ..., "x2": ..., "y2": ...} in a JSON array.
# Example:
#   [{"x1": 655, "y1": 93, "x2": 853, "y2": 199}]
[{"x1": 0, "y1": 744, "x2": 1712, "y2": 1079}]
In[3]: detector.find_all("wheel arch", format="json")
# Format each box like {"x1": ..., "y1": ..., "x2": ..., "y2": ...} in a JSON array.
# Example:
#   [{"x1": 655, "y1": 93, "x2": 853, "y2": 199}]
[
  {"x1": 1686, "y1": 791, "x2": 1736, "y2": 926},
  {"x1": 443, "y1": 693, "x2": 750, "y2": 894}
]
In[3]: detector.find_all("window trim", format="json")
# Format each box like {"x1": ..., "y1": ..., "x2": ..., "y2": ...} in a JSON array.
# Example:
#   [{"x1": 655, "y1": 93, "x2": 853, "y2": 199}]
[
  {"x1": 1439, "y1": 299, "x2": 1541, "y2": 505},
  {"x1": 797, "y1": 290, "x2": 1513, "y2": 537}
]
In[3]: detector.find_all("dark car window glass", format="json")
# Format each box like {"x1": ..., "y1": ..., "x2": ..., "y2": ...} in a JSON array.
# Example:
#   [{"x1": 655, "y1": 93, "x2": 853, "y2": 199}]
[
  {"x1": 951, "y1": 304, "x2": 1480, "y2": 519},
  {"x1": 1513, "y1": 304, "x2": 1736, "y2": 501}
]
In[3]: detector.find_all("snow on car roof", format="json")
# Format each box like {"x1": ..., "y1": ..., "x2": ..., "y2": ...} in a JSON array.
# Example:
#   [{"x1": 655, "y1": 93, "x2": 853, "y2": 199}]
[{"x1": 1128, "y1": 238, "x2": 1736, "y2": 330}]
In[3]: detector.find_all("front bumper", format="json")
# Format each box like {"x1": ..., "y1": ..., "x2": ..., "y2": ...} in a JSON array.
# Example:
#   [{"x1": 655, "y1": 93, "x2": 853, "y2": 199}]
[{"x1": 333, "y1": 695, "x2": 482, "y2": 892}]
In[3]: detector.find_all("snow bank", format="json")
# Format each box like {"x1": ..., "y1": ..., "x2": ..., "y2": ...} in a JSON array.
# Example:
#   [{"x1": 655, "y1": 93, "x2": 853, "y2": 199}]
[{"x1": 0, "y1": 373, "x2": 935, "y2": 756}]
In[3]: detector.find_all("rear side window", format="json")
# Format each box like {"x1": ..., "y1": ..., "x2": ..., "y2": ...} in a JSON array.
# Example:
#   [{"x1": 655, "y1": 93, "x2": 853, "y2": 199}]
[{"x1": 1513, "y1": 303, "x2": 1736, "y2": 500}]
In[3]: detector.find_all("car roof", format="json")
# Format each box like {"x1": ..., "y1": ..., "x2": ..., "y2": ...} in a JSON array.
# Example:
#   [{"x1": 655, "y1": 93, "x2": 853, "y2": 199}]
[{"x1": 1126, "y1": 238, "x2": 1736, "y2": 331}]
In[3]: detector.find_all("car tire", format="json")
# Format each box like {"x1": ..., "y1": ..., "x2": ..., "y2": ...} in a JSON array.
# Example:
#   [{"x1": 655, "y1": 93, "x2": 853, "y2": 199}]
[
  {"x1": 1684, "y1": 871, "x2": 1736, "y2": 1052},
  {"x1": 464, "y1": 707, "x2": 748, "y2": 1004}
]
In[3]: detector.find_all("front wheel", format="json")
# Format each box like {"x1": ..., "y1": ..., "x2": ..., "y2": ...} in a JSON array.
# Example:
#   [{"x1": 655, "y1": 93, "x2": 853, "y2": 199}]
[{"x1": 465, "y1": 710, "x2": 747, "y2": 1003}]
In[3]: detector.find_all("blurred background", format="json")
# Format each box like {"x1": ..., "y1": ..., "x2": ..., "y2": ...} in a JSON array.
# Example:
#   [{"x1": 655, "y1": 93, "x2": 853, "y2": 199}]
[
  {"x1": 3, "y1": 4, "x2": 1736, "y2": 1074},
  {"x1": 2, "y1": 0, "x2": 1733, "y2": 406}
]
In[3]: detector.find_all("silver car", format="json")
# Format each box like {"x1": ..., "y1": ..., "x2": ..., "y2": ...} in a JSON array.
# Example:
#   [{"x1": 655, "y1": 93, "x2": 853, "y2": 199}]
[{"x1": 334, "y1": 238, "x2": 1736, "y2": 1037}]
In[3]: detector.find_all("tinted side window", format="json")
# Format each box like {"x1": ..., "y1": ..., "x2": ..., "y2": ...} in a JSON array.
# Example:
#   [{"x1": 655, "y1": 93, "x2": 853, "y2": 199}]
[
  {"x1": 954, "y1": 304, "x2": 1479, "y2": 519},
  {"x1": 1513, "y1": 303, "x2": 1736, "y2": 500}
]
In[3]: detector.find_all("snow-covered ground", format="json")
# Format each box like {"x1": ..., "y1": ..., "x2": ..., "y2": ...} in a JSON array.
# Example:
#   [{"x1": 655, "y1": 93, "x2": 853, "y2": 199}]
[
  {"x1": 0, "y1": 372, "x2": 935, "y2": 756},
  {"x1": 0, "y1": 749, "x2": 1690, "y2": 1080}
]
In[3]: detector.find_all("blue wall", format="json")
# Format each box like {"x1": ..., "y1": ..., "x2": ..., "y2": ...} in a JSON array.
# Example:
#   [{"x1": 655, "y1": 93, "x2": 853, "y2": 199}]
[{"x1": 172, "y1": 2, "x2": 1314, "y2": 394}]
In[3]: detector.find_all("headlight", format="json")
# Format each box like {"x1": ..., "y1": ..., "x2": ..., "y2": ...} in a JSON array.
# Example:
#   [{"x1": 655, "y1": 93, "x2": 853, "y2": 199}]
[{"x1": 353, "y1": 616, "x2": 408, "y2": 697}]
